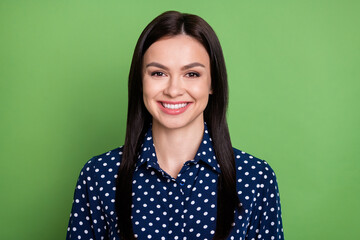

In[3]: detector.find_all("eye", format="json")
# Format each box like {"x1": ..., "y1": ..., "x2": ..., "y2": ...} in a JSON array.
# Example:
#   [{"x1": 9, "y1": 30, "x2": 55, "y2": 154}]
[
  {"x1": 186, "y1": 72, "x2": 200, "y2": 78},
  {"x1": 151, "y1": 71, "x2": 166, "y2": 77}
]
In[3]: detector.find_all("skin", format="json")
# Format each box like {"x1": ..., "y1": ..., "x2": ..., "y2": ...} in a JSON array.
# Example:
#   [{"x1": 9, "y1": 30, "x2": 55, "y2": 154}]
[{"x1": 142, "y1": 34, "x2": 212, "y2": 178}]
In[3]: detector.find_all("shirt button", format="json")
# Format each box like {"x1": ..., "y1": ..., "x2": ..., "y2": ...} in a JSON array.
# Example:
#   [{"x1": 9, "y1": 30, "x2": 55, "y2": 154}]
[{"x1": 180, "y1": 179, "x2": 185, "y2": 186}]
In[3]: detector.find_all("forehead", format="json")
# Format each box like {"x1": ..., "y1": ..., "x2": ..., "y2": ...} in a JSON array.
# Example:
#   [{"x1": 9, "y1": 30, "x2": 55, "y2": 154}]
[{"x1": 143, "y1": 35, "x2": 210, "y2": 67}]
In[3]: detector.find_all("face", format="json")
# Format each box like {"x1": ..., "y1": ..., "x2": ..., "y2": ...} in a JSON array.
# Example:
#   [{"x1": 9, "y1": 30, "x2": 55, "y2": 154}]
[{"x1": 142, "y1": 34, "x2": 212, "y2": 131}]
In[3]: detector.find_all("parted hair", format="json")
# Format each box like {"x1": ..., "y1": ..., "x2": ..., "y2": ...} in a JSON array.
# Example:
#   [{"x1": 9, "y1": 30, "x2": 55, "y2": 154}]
[{"x1": 115, "y1": 11, "x2": 240, "y2": 240}]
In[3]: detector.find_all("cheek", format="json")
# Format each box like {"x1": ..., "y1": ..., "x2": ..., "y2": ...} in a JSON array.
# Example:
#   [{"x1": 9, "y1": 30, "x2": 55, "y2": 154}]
[
  {"x1": 142, "y1": 79, "x2": 161, "y2": 113},
  {"x1": 142, "y1": 77, "x2": 153, "y2": 96},
  {"x1": 189, "y1": 87, "x2": 211, "y2": 108},
  {"x1": 143, "y1": 82, "x2": 156, "y2": 101},
  {"x1": 142, "y1": 80, "x2": 152, "y2": 108},
  {"x1": 190, "y1": 79, "x2": 212, "y2": 98},
  {"x1": 192, "y1": 88, "x2": 209, "y2": 98}
]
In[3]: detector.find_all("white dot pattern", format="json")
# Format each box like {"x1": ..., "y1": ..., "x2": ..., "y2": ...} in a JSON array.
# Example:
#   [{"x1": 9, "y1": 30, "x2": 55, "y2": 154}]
[{"x1": 66, "y1": 124, "x2": 284, "y2": 239}]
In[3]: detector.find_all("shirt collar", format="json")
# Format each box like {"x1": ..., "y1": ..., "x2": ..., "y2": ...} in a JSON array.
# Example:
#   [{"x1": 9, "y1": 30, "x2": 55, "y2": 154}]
[{"x1": 135, "y1": 123, "x2": 221, "y2": 174}]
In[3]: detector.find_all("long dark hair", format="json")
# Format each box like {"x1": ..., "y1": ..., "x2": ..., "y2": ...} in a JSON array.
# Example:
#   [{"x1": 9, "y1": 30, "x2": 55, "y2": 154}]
[{"x1": 115, "y1": 11, "x2": 239, "y2": 240}]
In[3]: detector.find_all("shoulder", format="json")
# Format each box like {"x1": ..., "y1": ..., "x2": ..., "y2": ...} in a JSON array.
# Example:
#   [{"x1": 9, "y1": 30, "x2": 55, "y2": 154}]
[
  {"x1": 232, "y1": 149, "x2": 284, "y2": 238},
  {"x1": 233, "y1": 147, "x2": 279, "y2": 188},
  {"x1": 79, "y1": 146, "x2": 124, "y2": 179}
]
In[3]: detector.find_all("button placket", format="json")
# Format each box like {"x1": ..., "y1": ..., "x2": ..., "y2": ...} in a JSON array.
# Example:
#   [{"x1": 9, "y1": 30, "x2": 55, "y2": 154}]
[{"x1": 165, "y1": 177, "x2": 185, "y2": 239}]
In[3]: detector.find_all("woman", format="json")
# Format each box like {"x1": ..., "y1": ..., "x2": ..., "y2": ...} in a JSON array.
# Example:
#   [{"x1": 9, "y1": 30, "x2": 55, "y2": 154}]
[{"x1": 67, "y1": 11, "x2": 284, "y2": 240}]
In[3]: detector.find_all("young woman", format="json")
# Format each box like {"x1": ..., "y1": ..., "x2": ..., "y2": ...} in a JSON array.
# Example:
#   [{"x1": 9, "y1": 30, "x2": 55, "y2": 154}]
[{"x1": 67, "y1": 11, "x2": 284, "y2": 240}]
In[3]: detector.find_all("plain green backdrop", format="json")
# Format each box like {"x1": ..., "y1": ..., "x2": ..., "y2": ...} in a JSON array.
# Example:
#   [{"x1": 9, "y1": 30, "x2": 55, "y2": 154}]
[{"x1": 1, "y1": 0, "x2": 359, "y2": 239}]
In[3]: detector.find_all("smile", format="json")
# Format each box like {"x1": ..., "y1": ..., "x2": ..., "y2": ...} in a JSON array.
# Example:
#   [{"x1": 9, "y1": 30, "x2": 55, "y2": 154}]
[
  {"x1": 157, "y1": 101, "x2": 192, "y2": 115},
  {"x1": 161, "y1": 102, "x2": 189, "y2": 109}
]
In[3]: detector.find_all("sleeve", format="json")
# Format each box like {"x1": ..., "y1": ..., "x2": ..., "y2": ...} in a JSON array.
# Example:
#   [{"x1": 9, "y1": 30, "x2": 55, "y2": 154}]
[
  {"x1": 247, "y1": 163, "x2": 284, "y2": 240},
  {"x1": 66, "y1": 158, "x2": 108, "y2": 240}
]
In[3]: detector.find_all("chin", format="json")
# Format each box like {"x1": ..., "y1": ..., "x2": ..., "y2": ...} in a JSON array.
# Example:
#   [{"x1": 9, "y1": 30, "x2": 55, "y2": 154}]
[
  {"x1": 153, "y1": 115, "x2": 204, "y2": 131},
  {"x1": 157, "y1": 121, "x2": 188, "y2": 130}
]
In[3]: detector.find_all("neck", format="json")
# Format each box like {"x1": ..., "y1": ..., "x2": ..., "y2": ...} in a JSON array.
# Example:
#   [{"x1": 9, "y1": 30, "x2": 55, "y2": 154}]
[{"x1": 152, "y1": 120, "x2": 204, "y2": 178}]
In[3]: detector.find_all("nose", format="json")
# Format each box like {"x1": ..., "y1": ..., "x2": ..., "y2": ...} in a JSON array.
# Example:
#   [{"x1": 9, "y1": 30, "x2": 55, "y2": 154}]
[{"x1": 163, "y1": 76, "x2": 185, "y2": 98}]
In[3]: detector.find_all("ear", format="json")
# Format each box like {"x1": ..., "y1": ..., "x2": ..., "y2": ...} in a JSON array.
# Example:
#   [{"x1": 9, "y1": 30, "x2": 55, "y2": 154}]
[{"x1": 209, "y1": 88, "x2": 213, "y2": 95}]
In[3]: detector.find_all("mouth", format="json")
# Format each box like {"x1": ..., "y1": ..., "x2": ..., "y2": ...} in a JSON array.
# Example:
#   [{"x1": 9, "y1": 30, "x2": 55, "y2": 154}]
[
  {"x1": 161, "y1": 102, "x2": 189, "y2": 110},
  {"x1": 157, "y1": 101, "x2": 192, "y2": 115}
]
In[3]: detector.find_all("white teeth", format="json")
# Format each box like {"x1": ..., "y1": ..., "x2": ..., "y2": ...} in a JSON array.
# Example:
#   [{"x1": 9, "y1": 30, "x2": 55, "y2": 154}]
[{"x1": 162, "y1": 103, "x2": 188, "y2": 109}]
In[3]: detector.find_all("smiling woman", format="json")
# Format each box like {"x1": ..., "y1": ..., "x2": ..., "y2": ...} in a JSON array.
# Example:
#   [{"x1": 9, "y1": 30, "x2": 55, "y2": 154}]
[
  {"x1": 66, "y1": 11, "x2": 284, "y2": 240},
  {"x1": 142, "y1": 35, "x2": 212, "y2": 131}
]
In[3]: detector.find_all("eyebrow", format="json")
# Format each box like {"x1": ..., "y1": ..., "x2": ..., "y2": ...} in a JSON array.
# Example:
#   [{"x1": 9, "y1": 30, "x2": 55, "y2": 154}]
[{"x1": 145, "y1": 62, "x2": 206, "y2": 71}]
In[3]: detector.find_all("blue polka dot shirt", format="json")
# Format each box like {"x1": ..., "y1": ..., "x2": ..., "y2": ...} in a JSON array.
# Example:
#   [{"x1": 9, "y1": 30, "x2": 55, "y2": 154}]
[{"x1": 67, "y1": 125, "x2": 284, "y2": 239}]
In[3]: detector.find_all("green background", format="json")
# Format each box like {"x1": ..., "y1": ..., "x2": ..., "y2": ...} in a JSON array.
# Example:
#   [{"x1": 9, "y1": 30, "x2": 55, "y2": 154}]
[{"x1": 1, "y1": 0, "x2": 359, "y2": 239}]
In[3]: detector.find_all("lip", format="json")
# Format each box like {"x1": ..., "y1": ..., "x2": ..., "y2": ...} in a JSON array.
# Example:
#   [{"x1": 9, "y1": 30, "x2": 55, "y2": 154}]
[{"x1": 157, "y1": 101, "x2": 192, "y2": 115}]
